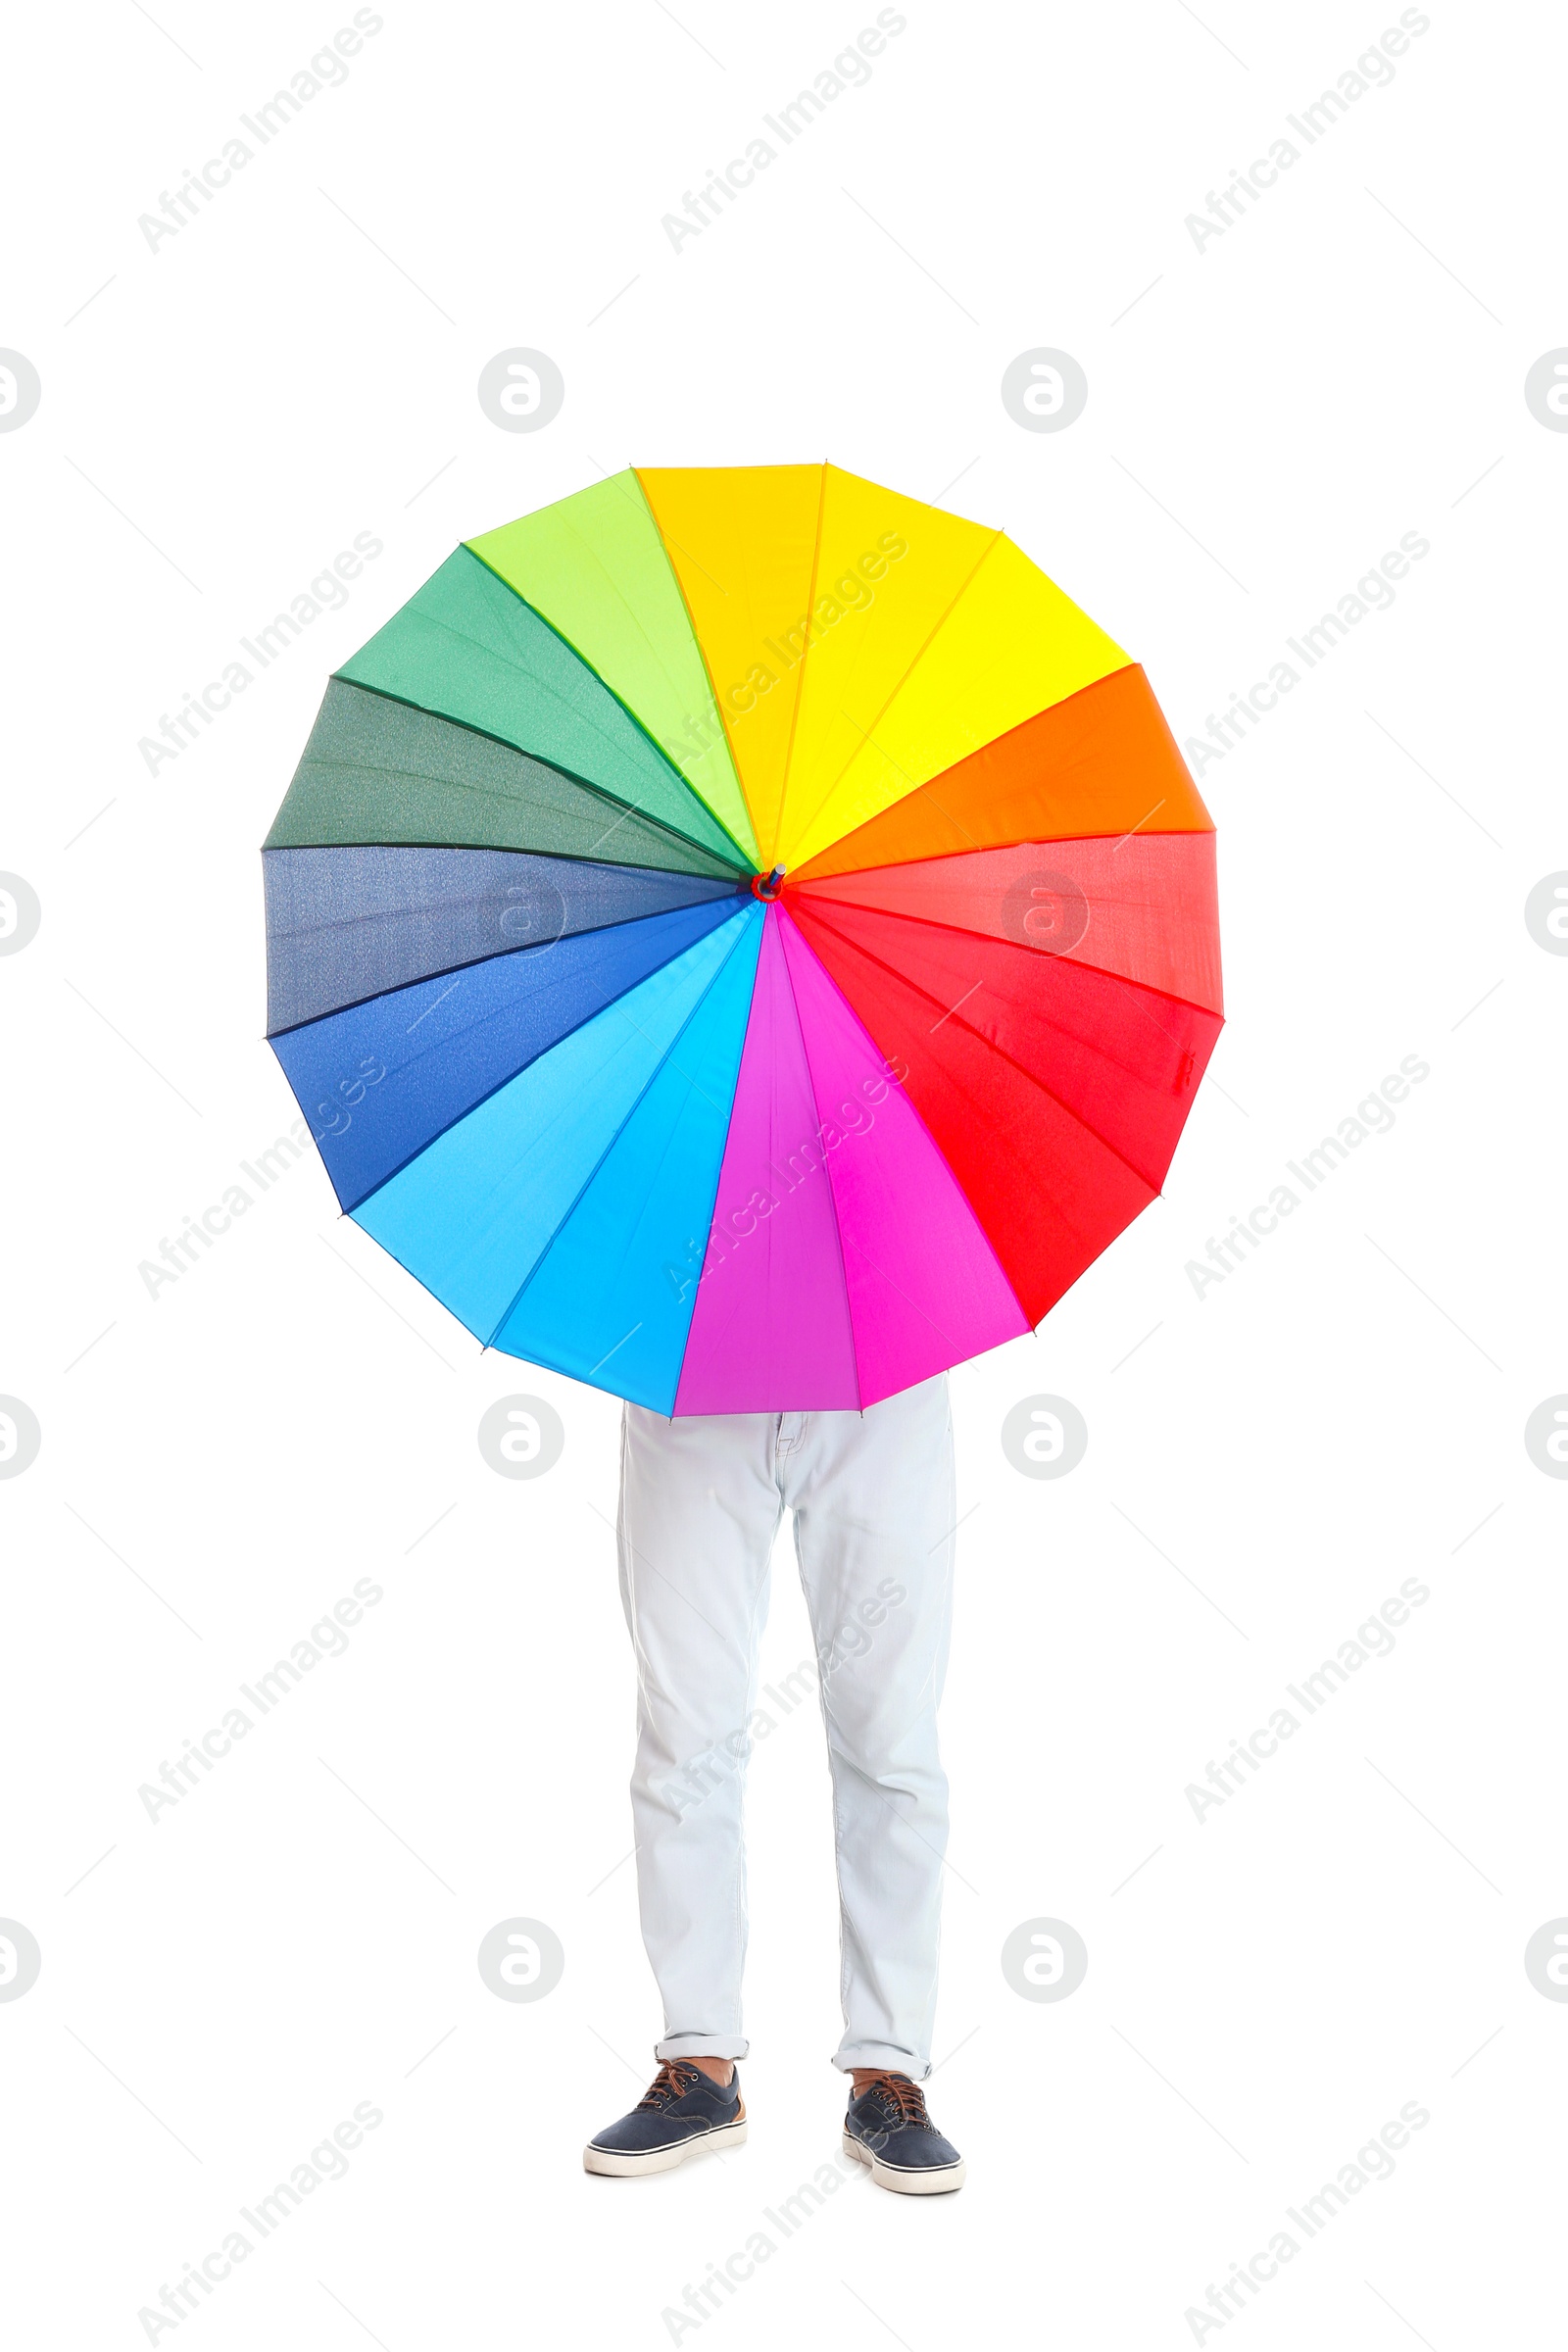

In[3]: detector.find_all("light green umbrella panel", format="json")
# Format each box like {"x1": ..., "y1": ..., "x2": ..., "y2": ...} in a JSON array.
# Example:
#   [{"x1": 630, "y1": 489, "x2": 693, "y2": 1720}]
[{"x1": 468, "y1": 470, "x2": 760, "y2": 867}]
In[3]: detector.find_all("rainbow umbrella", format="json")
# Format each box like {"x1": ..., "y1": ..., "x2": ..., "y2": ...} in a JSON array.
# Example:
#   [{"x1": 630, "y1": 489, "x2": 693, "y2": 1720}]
[{"x1": 263, "y1": 466, "x2": 1221, "y2": 1412}]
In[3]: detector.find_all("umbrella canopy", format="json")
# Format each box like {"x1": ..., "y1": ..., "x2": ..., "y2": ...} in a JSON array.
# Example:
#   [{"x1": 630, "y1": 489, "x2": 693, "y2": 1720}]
[{"x1": 264, "y1": 465, "x2": 1221, "y2": 1413}]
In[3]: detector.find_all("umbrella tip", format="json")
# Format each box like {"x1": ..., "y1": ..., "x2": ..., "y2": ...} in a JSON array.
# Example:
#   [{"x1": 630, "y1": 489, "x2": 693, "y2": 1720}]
[{"x1": 751, "y1": 865, "x2": 787, "y2": 902}]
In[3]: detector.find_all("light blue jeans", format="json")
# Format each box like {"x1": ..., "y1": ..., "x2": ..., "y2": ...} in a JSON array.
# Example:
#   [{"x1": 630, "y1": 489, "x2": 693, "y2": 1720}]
[{"x1": 616, "y1": 1374, "x2": 955, "y2": 2078}]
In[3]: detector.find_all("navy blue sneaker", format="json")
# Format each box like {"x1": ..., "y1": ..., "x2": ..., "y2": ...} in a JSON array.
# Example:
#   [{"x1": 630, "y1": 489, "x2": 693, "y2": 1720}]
[
  {"x1": 844, "y1": 2073, "x2": 965, "y2": 2194},
  {"x1": 584, "y1": 2060, "x2": 747, "y2": 2177}
]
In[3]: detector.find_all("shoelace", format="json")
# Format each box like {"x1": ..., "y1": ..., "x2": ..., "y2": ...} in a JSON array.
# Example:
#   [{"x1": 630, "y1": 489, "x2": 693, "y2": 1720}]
[
  {"x1": 636, "y1": 2061, "x2": 703, "y2": 2111},
  {"x1": 863, "y1": 2073, "x2": 929, "y2": 2130}
]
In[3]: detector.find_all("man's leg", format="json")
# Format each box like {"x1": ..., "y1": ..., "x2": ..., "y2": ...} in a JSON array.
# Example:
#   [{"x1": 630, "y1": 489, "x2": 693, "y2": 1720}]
[
  {"x1": 786, "y1": 1374, "x2": 956, "y2": 2082},
  {"x1": 617, "y1": 1401, "x2": 781, "y2": 2066}
]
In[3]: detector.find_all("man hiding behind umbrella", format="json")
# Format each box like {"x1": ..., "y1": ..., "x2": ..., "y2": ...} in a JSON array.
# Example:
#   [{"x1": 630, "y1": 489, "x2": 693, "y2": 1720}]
[{"x1": 581, "y1": 1375, "x2": 966, "y2": 2194}]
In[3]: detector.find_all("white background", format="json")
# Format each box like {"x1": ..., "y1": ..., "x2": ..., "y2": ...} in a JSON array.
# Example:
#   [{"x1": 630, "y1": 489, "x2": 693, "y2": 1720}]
[{"x1": 3, "y1": 0, "x2": 1565, "y2": 2344}]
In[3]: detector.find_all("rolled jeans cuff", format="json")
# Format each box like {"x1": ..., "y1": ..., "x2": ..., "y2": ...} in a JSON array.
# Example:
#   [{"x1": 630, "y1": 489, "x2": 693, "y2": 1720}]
[
  {"x1": 832, "y1": 2042, "x2": 932, "y2": 2082},
  {"x1": 657, "y1": 2033, "x2": 750, "y2": 2062}
]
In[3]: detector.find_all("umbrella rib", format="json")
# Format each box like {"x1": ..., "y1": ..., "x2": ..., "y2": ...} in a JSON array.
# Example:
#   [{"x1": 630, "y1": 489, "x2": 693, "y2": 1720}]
[
  {"x1": 296, "y1": 685, "x2": 749, "y2": 873},
  {"x1": 664, "y1": 915, "x2": 769, "y2": 1410},
  {"x1": 813, "y1": 700, "x2": 986, "y2": 869},
  {"x1": 464, "y1": 541, "x2": 759, "y2": 870},
  {"x1": 765, "y1": 462, "x2": 829, "y2": 871},
  {"x1": 332, "y1": 903, "x2": 753, "y2": 1220},
  {"x1": 266, "y1": 821, "x2": 738, "y2": 881},
  {"x1": 799, "y1": 687, "x2": 1170, "y2": 879},
  {"x1": 833, "y1": 1121, "x2": 1031, "y2": 1356},
  {"x1": 790, "y1": 902, "x2": 1201, "y2": 1200},
  {"x1": 478, "y1": 908, "x2": 760, "y2": 1348},
  {"x1": 779, "y1": 908, "x2": 1032, "y2": 1343},
  {"x1": 826, "y1": 928, "x2": 1196, "y2": 1188},
  {"x1": 627, "y1": 466, "x2": 770, "y2": 862},
  {"x1": 620, "y1": 467, "x2": 762, "y2": 854},
  {"x1": 360, "y1": 597, "x2": 669, "y2": 785},
  {"x1": 622, "y1": 468, "x2": 736, "y2": 600},
  {"x1": 795, "y1": 879, "x2": 1222, "y2": 1021},
  {"x1": 777, "y1": 529, "x2": 1003, "y2": 868},
  {"x1": 335, "y1": 653, "x2": 747, "y2": 868},
  {"x1": 787, "y1": 661, "x2": 1187, "y2": 884},
  {"x1": 774, "y1": 906, "x2": 862, "y2": 1411},
  {"x1": 264, "y1": 887, "x2": 742, "y2": 1040},
  {"x1": 803, "y1": 814, "x2": 1210, "y2": 883}
]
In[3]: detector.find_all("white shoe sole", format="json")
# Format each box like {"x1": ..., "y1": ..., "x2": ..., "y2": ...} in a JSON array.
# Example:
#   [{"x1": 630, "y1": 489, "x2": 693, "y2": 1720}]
[
  {"x1": 843, "y1": 2131, "x2": 965, "y2": 2194},
  {"x1": 584, "y1": 2117, "x2": 748, "y2": 2177}
]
